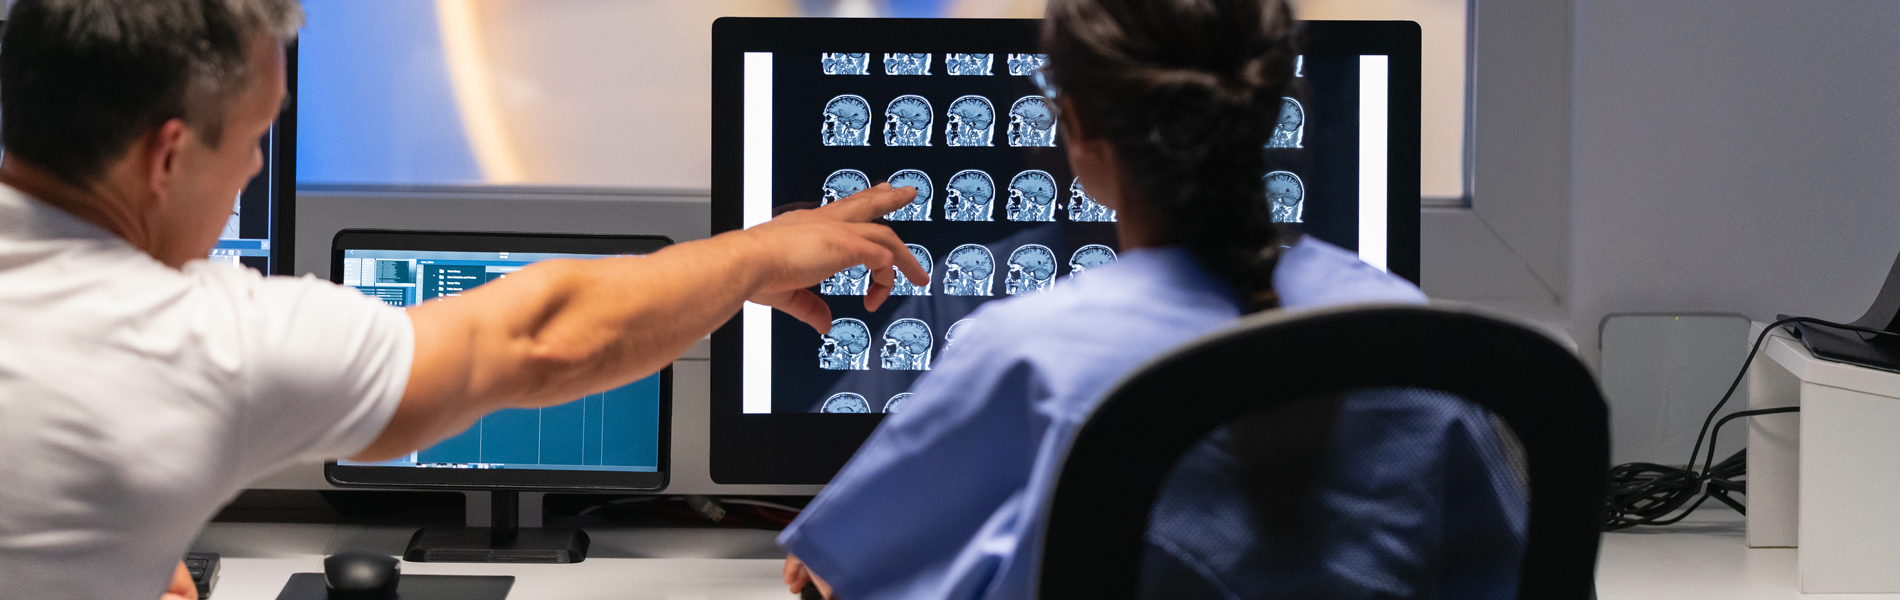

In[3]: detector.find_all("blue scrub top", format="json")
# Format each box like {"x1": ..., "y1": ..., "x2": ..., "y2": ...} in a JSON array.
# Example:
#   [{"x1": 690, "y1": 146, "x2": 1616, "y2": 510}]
[{"x1": 779, "y1": 237, "x2": 1525, "y2": 600}]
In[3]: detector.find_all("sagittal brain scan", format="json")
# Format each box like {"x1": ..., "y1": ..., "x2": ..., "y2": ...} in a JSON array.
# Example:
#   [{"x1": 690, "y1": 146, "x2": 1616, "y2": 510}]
[
  {"x1": 883, "y1": 95, "x2": 933, "y2": 147},
  {"x1": 880, "y1": 318, "x2": 934, "y2": 371},
  {"x1": 944, "y1": 319, "x2": 976, "y2": 349},
  {"x1": 944, "y1": 244, "x2": 995, "y2": 296},
  {"x1": 1264, "y1": 171, "x2": 1305, "y2": 223},
  {"x1": 945, "y1": 170, "x2": 996, "y2": 222},
  {"x1": 818, "y1": 318, "x2": 871, "y2": 370},
  {"x1": 1005, "y1": 244, "x2": 1058, "y2": 295},
  {"x1": 885, "y1": 169, "x2": 933, "y2": 221},
  {"x1": 1008, "y1": 96, "x2": 1057, "y2": 147},
  {"x1": 821, "y1": 169, "x2": 871, "y2": 205},
  {"x1": 1069, "y1": 244, "x2": 1118, "y2": 276},
  {"x1": 946, "y1": 53, "x2": 993, "y2": 76},
  {"x1": 821, "y1": 392, "x2": 871, "y2": 413},
  {"x1": 1006, "y1": 53, "x2": 1047, "y2": 76},
  {"x1": 946, "y1": 95, "x2": 996, "y2": 147},
  {"x1": 1006, "y1": 170, "x2": 1058, "y2": 222},
  {"x1": 822, "y1": 95, "x2": 872, "y2": 147},
  {"x1": 1267, "y1": 97, "x2": 1305, "y2": 149},
  {"x1": 893, "y1": 244, "x2": 933, "y2": 296},
  {"x1": 884, "y1": 393, "x2": 913, "y2": 414},
  {"x1": 1066, "y1": 177, "x2": 1117, "y2": 222},
  {"x1": 883, "y1": 53, "x2": 931, "y2": 75},
  {"x1": 820, "y1": 263, "x2": 871, "y2": 296},
  {"x1": 820, "y1": 53, "x2": 869, "y2": 75}
]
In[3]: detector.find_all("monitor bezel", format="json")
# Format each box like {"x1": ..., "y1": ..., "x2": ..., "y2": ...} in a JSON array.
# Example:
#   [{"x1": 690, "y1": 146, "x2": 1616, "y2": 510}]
[
  {"x1": 268, "y1": 42, "x2": 298, "y2": 275},
  {"x1": 324, "y1": 229, "x2": 676, "y2": 492},
  {"x1": 707, "y1": 18, "x2": 1423, "y2": 484}
]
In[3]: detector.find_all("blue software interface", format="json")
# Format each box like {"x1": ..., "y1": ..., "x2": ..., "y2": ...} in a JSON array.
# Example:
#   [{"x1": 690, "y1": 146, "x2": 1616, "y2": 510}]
[{"x1": 339, "y1": 249, "x2": 661, "y2": 473}]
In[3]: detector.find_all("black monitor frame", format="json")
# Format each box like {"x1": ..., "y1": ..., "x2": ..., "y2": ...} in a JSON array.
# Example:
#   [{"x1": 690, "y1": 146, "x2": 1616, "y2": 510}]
[
  {"x1": 707, "y1": 18, "x2": 1422, "y2": 484},
  {"x1": 268, "y1": 41, "x2": 298, "y2": 275},
  {"x1": 324, "y1": 229, "x2": 675, "y2": 492}
]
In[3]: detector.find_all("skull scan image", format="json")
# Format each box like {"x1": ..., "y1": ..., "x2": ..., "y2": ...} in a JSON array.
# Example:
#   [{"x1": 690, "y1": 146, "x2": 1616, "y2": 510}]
[
  {"x1": 1006, "y1": 170, "x2": 1058, "y2": 222},
  {"x1": 944, "y1": 170, "x2": 996, "y2": 222},
  {"x1": 943, "y1": 244, "x2": 995, "y2": 296},
  {"x1": 946, "y1": 53, "x2": 993, "y2": 76},
  {"x1": 892, "y1": 244, "x2": 933, "y2": 296},
  {"x1": 880, "y1": 318, "x2": 934, "y2": 371},
  {"x1": 821, "y1": 392, "x2": 871, "y2": 413},
  {"x1": 1007, "y1": 96, "x2": 1057, "y2": 147},
  {"x1": 819, "y1": 318, "x2": 872, "y2": 370},
  {"x1": 1004, "y1": 244, "x2": 1058, "y2": 295},
  {"x1": 1066, "y1": 177, "x2": 1117, "y2": 222},
  {"x1": 821, "y1": 169, "x2": 872, "y2": 205},
  {"x1": 885, "y1": 169, "x2": 933, "y2": 221},
  {"x1": 944, "y1": 318, "x2": 977, "y2": 349},
  {"x1": 884, "y1": 393, "x2": 913, "y2": 414},
  {"x1": 883, "y1": 53, "x2": 931, "y2": 75},
  {"x1": 820, "y1": 53, "x2": 869, "y2": 75},
  {"x1": 1069, "y1": 244, "x2": 1118, "y2": 276},
  {"x1": 1006, "y1": 53, "x2": 1047, "y2": 76},
  {"x1": 883, "y1": 95, "x2": 933, "y2": 147},
  {"x1": 820, "y1": 263, "x2": 871, "y2": 296},
  {"x1": 822, "y1": 95, "x2": 872, "y2": 146},
  {"x1": 1264, "y1": 171, "x2": 1305, "y2": 223},
  {"x1": 945, "y1": 95, "x2": 996, "y2": 147},
  {"x1": 1267, "y1": 97, "x2": 1305, "y2": 149}
]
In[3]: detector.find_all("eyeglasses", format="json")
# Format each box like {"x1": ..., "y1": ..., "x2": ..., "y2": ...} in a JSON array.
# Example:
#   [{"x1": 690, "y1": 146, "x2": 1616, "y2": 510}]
[{"x1": 1029, "y1": 68, "x2": 1060, "y2": 100}]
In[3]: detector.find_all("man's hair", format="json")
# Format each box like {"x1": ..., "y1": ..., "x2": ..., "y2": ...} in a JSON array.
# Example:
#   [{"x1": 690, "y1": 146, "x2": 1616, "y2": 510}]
[{"x1": 0, "y1": 0, "x2": 303, "y2": 185}]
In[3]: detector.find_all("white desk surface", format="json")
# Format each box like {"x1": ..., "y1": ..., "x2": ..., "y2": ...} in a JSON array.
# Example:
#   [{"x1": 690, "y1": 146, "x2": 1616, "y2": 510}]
[{"x1": 1599, "y1": 507, "x2": 1900, "y2": 599}]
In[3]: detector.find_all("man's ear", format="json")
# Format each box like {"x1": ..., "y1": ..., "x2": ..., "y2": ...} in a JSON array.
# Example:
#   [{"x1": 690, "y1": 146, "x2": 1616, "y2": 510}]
[{"x1": 144, "y1": 118, "x2": 191, "y2": 201}]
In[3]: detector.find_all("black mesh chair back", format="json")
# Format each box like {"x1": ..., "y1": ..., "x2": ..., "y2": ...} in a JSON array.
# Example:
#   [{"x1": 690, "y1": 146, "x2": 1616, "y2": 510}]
[{"x1": 1038, "y1": 305, "x2": 1607, "y2": 600}]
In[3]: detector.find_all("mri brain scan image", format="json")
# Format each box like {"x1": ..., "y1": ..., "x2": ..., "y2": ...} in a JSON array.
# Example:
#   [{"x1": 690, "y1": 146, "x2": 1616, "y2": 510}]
[
  {"x1": 885, "y1": 169, "x2": 933, "y2": 221},
  {"x1": 822, "y1": 392, "x2": 871, "y2": 413},
  {"x1": 1069, "y1": 244, "x2": 1118, "y2": 276},
  {"x1": 1267, "y1": 97, "x2": 1305, "y2": 148},
  {"x1": 822, "y1": 95, "x2": 872, "y2": 146},
  {"x1": 1006, "y1": 170, "x2": 1058, "y2": 222},
  {"x1": 945, "y1": 170, "x2": 996, "y2": 222},
  {"x1": 944, "y1": 244, "x2": 995, "y2": 296},
  {"x1": 820, "y1": 263, "x2": 871, "y2": 296},
  {"x1": 880, "y1": 318, "x2": 934, "y2": 371},
  {"x1": 1264, "y1": 171, "x2": 1305, "y2": 223},
  {"x1": 819, "y1": 318, "x2": 871, "y2": 370},
  {"x1": 884, "y1": 393, "x2": 913, "y2": 414},
  {"x1": 820, "y1": 53, "x2": 869, "y2": 75},
  {"x1": 1007, "y1": 53, "x2": 1047, "y2": 76},
  {"x1": 1005, "y1": 244, "x2": 1058, "y2": 295},
  {"x1": 946, "y1": 53, "x2": 993, "y2": 76},
  {"x1": 1008, "y1": 96, "x2": 1057, "y2": 147},
  {"x1": 1066, "y1": 177, "x2": 1117, "y2": 222},
  {"x1": 946, "y1": 95, "x2": 996, "y2": 147},
  {"x1": 883, "y1": 95, "x2": 933, "y2": 147},
  {"x1": 822, "y1": 169, "x2": 872, "y2": 205},
  {"x1": 893, "y1": 244, "x2": 933, "y2": 296},
  {"x1": 944, "y1": 319, "x2": 976, "y2": 349},
  {"x1": 883, "y1": 53, "x2": 931, "y2": 75}
]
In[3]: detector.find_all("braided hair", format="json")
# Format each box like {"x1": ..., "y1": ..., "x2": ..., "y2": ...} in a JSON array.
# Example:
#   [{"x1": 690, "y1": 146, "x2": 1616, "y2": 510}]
[{"x1": 1042, "y1": 0, "x2": 1298, "y2": 312}]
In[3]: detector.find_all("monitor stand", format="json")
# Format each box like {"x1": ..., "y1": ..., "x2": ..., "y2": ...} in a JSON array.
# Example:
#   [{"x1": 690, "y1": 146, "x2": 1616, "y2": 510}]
[
  {"x1": 1786, "y1": 250, "x2": 1900, "y2": 374},
  {"x1": 404, "y1": 491, "x2": 590, "y2": 563}
]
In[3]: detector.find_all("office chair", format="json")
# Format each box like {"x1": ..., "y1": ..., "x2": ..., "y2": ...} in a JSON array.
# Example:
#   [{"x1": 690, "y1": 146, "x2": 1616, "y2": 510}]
[{"x1": 1038, "y1": 305, "x2": 1608, "y2": 600}]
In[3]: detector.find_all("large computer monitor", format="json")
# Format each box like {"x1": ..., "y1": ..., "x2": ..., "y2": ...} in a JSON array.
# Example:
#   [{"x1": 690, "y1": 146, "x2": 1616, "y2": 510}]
[
  {"x1": 209, "y1": 44, "x2": 297, "y2": 274},
  {"x1": 325, "y1": 230, "x2": 673, "y2": 562},
  {"x1": 709, "y1": 18, "x2": 1420, "y2": 484}
]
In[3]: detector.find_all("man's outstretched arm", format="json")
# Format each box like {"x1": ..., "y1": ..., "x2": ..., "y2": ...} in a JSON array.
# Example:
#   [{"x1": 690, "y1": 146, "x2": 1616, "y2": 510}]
[{"x1": 352, "y1": 184, "x2": 927, "y2": 460}]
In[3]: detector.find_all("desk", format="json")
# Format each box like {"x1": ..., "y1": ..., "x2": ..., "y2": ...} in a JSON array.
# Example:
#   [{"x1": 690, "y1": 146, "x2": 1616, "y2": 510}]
[
  {"x1": 191, "y1": 523, "x2": 789, "y2": 600},
  {"x1": 1745, "y1": 322, "x2": 1900, "y2": 593},
  {"x1": 1597, "y1": 508, "x2": 1900, "y2": 599}
]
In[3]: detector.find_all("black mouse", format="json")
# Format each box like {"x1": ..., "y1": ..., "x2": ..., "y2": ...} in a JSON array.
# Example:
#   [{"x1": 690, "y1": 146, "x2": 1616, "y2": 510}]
[{"x1": 323, "y1": 552, "x2": 400, "y2": 600}]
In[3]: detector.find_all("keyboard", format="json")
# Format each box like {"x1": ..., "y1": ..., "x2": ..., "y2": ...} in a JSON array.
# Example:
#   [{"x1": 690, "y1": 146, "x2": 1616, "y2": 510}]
[{"x1": 184, "y1": 552, "x2": 220, "y2": 598}]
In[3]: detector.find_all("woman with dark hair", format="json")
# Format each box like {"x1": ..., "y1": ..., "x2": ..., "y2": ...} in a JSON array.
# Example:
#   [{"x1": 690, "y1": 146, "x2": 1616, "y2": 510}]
[{"x1": 777, "y1": 1, "x2": 1526, "y2": 598}]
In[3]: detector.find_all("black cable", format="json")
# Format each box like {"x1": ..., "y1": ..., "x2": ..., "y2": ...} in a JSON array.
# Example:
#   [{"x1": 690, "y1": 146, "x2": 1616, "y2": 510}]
[{"x1": 1603, "y1": 316, "x2": 1899, "y2": 531}]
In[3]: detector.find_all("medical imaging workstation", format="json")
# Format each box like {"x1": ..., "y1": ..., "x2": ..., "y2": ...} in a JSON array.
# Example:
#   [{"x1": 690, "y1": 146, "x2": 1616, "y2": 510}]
[{"x1": 709, "y1": 18, "x2": 1421, "y2": 484}]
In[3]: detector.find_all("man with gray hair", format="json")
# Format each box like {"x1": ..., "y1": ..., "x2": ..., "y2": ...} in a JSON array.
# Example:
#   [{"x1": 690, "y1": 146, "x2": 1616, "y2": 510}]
[{"x1": 0, "y1": 1, "x2": 925, "y2": 598}]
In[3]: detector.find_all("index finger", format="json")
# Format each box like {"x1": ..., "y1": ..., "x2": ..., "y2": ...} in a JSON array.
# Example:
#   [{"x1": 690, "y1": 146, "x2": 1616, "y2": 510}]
[{"x1": 824, "y1": 183, "x2": 917, "y2": 222}]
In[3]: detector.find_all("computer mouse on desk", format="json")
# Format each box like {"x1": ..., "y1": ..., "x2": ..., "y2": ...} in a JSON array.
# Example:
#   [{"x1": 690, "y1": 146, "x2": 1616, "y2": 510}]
[{"x1": 323, "y1": 552, "x2": 400, "y2": 600}]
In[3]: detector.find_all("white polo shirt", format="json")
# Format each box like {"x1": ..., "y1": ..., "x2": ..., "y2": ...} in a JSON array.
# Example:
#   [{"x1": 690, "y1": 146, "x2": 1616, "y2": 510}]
[{"x1": 0, "y1": 185, "x2": 413, "y2": 598}]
